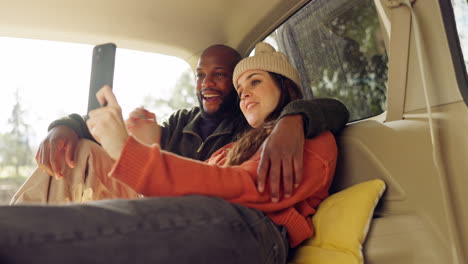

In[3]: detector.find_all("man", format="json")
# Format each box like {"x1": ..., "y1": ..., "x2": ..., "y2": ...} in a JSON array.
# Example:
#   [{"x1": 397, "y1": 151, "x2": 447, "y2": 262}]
[{"x1": 16, "y1": 44, "x2": 348, "y2": 203}]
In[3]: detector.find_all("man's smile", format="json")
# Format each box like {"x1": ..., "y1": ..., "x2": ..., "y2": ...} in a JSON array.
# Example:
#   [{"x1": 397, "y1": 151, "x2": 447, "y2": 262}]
[{"x1": 201, "y1": 89, "x2": 223, "y2": 103}]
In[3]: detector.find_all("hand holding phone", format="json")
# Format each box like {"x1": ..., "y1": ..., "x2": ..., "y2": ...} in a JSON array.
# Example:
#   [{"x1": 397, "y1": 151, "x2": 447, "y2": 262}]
[
  {"x1": 87, "y1": 85, "x2": 128, "y2": 160},
  {"x1": 87, "y1": 43, "x2": 116, "y2": 113}
]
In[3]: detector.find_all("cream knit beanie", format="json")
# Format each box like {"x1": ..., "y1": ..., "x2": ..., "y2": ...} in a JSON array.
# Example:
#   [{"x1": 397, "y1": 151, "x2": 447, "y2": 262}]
[{"x1": 233, "y1": 42, "x2": 302, "y2": 90}]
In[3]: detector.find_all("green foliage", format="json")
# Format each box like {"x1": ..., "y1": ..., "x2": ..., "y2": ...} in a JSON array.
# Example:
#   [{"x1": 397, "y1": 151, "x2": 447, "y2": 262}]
[
  {"x1": 312, "y1": 52, "x2": 388, "y2": 121},
  {"x1": 0, "y1": 89, "x2": 35, "y2": 178},
  {"x1": 314, "y1": 1, "x2": 387, "y2": 121},
  {"x1": 275, "y1": 0, "x2": 388, "y2": 121}
]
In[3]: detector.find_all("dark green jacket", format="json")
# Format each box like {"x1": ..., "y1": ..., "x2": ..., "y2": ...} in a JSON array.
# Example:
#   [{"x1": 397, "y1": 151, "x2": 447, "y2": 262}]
[
  {"x1": 49, "y1": 98, "x2": 349, "y2": 161},
  {"x1": 159, "y1": 107, "x2": 248, "y2": 161}
]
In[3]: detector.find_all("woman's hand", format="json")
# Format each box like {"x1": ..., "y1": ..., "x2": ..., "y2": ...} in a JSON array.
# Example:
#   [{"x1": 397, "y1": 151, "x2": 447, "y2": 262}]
[
  {"x1": 125, "y1": 107, "x2": 161, "y2": 145},
  {"x1": 86, "y1": 85, "x2": 128, "y2": 160}
]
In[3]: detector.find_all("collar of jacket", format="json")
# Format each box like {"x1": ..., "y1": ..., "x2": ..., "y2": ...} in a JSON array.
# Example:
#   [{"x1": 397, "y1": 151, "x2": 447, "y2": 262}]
[{"x1": 182, "y1": 108, "x2": 244, "y2": 139}]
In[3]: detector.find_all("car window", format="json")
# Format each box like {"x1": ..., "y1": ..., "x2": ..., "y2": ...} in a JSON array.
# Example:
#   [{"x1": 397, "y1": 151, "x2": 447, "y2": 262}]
[
  {"x1": 265, "y1": 0, "x2": 388, "y2": 121},
  {"x1": 451, "y1": 0, "x2": 467, "y2": 68},
  {"x1": 0, "y1": 37, "x2": 196, "y2": 204},
  {"x1": 441, "y1": 0, "x2": 468, "y2": 105}
]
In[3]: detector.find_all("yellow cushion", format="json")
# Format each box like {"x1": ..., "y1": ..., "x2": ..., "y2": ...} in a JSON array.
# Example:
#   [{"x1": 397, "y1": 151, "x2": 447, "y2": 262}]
[{"x1": 289, "y1": 179, "x2": 386, "y2": 264}]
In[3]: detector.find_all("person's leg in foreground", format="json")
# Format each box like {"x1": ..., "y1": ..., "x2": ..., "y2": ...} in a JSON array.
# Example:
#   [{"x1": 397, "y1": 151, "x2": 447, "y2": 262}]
[{"x1": 0, "y1": 195, "x2": 288, "y2": 264}]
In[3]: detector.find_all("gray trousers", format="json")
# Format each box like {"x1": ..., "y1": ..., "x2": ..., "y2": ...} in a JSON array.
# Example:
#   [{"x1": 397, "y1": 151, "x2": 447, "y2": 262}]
[{"x1": 0, "y1": 195, "x2": 289, "y2": 264}]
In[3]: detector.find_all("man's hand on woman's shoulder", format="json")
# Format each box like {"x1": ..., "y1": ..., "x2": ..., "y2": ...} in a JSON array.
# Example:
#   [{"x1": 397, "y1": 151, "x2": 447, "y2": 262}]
[{"x1": 257, "y1": 115, "x2": 304, "y2": 202}]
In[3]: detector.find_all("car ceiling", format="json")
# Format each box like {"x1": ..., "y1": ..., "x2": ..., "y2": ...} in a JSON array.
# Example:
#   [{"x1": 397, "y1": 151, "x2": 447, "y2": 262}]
[{"x1": 0, "y1": 0, "x2": 308, "y2": 67}]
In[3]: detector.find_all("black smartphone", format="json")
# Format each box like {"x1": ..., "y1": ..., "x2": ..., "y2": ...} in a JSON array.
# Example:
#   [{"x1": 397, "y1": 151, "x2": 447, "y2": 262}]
[{"x1": 87, "y1": 43, "x2": 116, "y2": 113}]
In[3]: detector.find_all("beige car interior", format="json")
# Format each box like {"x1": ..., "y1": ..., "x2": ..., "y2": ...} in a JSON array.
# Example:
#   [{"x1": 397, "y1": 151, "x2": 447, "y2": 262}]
[{"x1": 1, "y1": 0, "x2": 467, "y2": 263}]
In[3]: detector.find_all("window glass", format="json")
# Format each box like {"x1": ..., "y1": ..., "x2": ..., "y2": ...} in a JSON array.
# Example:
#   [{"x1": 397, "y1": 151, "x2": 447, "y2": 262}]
[
  {"x1": 266, "y1": 0, "x2": 388, "y2": 121},
  {"x1": 0, "y1": 37, "x2": 196, "y2": 204},
  {"x1": 451, "y1": 0, "x2": 468, "y2": 71}
]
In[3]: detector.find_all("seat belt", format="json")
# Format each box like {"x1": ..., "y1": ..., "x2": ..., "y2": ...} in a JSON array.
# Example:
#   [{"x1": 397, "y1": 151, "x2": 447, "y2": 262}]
[{"x1": 383, "y1": 0, "x2": 414, "y2": 122}]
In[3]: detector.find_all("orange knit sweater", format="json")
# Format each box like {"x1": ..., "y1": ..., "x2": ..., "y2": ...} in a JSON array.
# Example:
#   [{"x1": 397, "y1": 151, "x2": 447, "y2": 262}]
[{"x1": 109, "y1": 131, "x2": 337, "y2": 247}]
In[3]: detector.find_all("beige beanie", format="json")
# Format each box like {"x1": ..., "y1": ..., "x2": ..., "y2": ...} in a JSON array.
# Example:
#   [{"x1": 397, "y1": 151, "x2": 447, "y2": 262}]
[{"x1": 233, "y1": 42, "x2": 302, "y2": 90}]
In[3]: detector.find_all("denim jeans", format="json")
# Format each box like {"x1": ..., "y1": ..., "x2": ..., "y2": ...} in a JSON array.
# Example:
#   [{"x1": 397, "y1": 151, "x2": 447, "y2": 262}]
[{"x1": 0, "y1": 195, "x2": 289, "y2": 264}]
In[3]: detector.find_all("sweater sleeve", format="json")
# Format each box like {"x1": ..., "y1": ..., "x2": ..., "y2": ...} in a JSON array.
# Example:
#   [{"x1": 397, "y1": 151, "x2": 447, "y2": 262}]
[
  {"x1": 109, "y1": 132, "x2": 337, "y2": 213},
  {"x1": 279, "y1": 98, "x2": 350, "y2": 138},
  {"x1": 48, "y1": 113, "x2": 96, "y2": 142}
]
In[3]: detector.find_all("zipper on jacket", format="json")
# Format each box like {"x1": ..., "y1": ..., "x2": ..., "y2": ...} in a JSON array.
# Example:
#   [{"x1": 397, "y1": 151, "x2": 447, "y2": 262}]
[
  {"x1": 195, "y1": 131, "x2": 231, "y2": 153},
  {"x1": 196, "y1": 142, "x2": 205, "y2": 153},
  {"x1": 183, "y1": 131, "x2": 204, "y2": 153}
]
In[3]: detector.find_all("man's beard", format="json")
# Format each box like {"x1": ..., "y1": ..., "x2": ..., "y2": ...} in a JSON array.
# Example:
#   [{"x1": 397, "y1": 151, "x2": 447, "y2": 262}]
[{"x1": 197, "y1": 88, "x2": 240, "y2": 120}]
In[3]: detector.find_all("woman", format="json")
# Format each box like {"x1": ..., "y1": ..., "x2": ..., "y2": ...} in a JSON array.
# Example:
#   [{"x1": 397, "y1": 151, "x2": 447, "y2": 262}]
[{"x1": 86, "y1": 42, "x2": 337, "y2": 261}]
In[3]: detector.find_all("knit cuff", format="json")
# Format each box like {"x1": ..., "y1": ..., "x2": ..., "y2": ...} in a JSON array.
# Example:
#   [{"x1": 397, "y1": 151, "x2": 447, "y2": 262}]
[
  {"x1": 109, "y1": 136, "x2": 160, "y2": 192},
  {"x1": 279, "y1": 99, "x2": 323, "y2": 138},
  {"x1": 279, "y1": 98, "x2": 350, "y2": 138}
]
